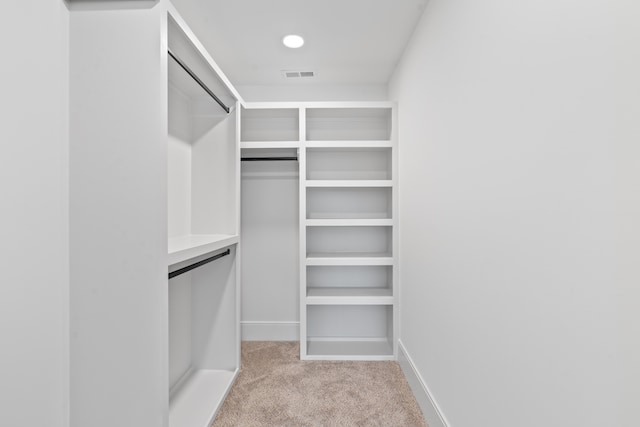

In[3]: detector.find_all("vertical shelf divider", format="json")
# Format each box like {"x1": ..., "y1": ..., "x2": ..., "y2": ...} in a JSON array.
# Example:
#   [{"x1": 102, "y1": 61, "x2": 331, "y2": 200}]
[{"x1": 299, "y1": 107, "x2": 308, "y2": 359}]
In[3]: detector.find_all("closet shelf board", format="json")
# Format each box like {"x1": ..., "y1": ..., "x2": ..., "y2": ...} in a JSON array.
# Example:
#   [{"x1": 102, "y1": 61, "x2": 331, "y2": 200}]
[
  {"x1": 306, "y1": 288, "x2": 393, "y2": 305},
  {"x1": 169, "y1": 369, "x2": 237, "y2": 427},
  {"x1": 305, "y1": 180, "x2": 393, "y2": 188},
  {"x1": 304, "y1": 340, "x2": 394, "y2": 361},
  {"x1": 242, "y1": 101, "x2": 394, "y2": 109},
  {"x1": 306, "y1": 253, "x2": 394, "y2": 266},
  {"x1": 306, "y1": 219, "x2": 393, "y2": 227},
  {"x1": 240, "y1": 141, "x2": 300, "y2": 149},
  {"x1": 304, "y1": 140, "x2": 392, "y2": 148},
  {"x1": 168, "y1": 234, "x2": 239, "y2": 266}
]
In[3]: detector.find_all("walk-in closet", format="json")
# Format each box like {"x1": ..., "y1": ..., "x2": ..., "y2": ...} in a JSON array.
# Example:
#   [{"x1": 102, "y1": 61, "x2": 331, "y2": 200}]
[
  {"x1": 165, "y1": 6, "x2": 404, "y2": 425},
  {"x1": 8, "y1": 1, "x2": 634, "y2": 427}
]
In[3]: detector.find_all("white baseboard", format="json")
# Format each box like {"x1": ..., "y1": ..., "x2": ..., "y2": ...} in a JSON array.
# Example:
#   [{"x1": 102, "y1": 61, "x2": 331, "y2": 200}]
[
  {"x1": 398, "y1": 340, "x2": 449, "y2": 427},
  {"x1": 241, "y1": 321, "x2": 299, "y2": 341}
]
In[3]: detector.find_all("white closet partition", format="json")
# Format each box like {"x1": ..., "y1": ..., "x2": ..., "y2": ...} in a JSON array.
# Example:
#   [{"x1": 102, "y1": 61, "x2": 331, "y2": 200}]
[{"x1": 69, "y1": 3, "x2": 241, "y2": 426}]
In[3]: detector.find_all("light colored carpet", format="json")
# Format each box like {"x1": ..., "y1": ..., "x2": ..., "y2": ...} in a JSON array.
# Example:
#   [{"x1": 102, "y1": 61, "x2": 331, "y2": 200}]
[{"x1": 212, "y1": 341, "x2": 427, "y2": 427}]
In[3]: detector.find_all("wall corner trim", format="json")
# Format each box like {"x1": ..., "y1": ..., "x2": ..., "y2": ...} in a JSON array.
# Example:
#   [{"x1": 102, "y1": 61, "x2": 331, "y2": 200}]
[{"x1": 398, "y1": 340, "x2": 450, "y2": 427}]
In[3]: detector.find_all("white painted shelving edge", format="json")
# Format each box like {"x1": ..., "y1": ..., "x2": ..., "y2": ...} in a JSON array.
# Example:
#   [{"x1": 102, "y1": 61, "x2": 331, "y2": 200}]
[
  {"x1": 305, "y1": 180, "x2": 393, "y2": 188},
  {"x1": 240, "y1": 140, "x2": 300, "y2": 149},
  {"x1": 168, "y1": 234, "x2": 239, "y2": 266},
  {"x1": 305, "y1": 140, "x2": 392, "y2": 148},
  {"x1": 306, "y1": 219, "x2": 393, "y2": 227}
]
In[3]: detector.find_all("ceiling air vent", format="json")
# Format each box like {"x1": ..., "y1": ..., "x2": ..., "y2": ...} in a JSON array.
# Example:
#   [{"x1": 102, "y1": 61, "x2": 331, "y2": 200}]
[{"x1": 281, "y1": 70, "x2": 315, "y2": 79}]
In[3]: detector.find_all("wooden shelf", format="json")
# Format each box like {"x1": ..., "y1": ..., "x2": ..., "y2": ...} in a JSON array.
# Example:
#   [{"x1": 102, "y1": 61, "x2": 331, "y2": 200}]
[
  {"x1": 168, "y1": 234, "x2": 239, "y2": 266},
  {"x1": 305, "y1": 180, "x2": 393, "y2": 188},
  {"x1": 304, "y1": 340, "x2": 394, "y2": 361},
  {"x1": 169, "y1": 369, "x2": 238, "y2": 427},
  {"x1": 306, "y1": 287, "x2": 393, "y2": 305},
  {"x1": 306, "y1": 218, "x2": 392, "y2": 227}
]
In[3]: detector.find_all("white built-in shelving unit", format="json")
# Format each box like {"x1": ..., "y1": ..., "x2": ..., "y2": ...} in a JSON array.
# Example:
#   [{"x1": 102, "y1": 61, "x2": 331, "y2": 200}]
[
  {"x1": 166, "y1": 7, "x2": 242, "y2": 427},
  {"x1": 240, "y1": 102, "x2": 398, "y2": 361},
  {"x1": 68, "y1": 2, "x2": 243, "y2": 425}
]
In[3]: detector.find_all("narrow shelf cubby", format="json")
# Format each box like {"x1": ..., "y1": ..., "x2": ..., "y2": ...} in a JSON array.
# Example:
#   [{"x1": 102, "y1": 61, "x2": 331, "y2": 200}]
[
  {"x1": 306, "y1": 305, "x2": 394, "y2": 360},
  {"x1": 306, "y1": 108, "x2": 392, "y2": 141},
  {"x1": 240, "y1": 107, "x2": 299, "y2": 143},
  {"x1": 306, "y1": 226, "x2": 392, "y2": 259},
  {"x1": 306, "y1": 265, "x2": 393, "y2": 304},
  {"x1": 300, "y1": 103, "x2": 397, "y2": 361},
  {"x1": 306, "y1": 187, "x2": 392, "y2": 220},
  {"x1": 306, "y1": 147, "x2": 392, "y2": 181}
]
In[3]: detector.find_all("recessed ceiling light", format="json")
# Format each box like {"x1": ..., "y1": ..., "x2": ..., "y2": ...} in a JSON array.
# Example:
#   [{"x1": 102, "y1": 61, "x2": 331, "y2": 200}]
[{"x1": 283, "y1": 34, "x2": 304, "y2": 49}]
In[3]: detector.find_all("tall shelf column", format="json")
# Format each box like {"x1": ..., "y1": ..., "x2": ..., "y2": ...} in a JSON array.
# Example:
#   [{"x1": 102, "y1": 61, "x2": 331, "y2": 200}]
[{"x1": 301, "y1": 103, "x2": 398, "y2": 361}]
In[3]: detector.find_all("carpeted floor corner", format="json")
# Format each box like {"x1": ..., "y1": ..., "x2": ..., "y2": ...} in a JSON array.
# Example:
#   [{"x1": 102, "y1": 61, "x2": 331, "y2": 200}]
[{"x1": 211, "y1": 341, "x2": 427, "y2": 427}]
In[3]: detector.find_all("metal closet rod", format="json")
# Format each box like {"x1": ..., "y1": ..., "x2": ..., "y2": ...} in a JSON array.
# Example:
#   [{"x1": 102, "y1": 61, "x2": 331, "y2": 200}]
[
  {"x1": 241, "y1": 157, "x2": 299, "y2": 162},
  {"x1": 168, "y1": 49, "x2": 230, "y2": 114},
  {"x1": 168, "y1": 249, "x2": 231, "y2": 279}
]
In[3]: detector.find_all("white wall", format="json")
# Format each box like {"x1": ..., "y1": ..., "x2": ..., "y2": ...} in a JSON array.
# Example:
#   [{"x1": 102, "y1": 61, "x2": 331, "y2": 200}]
[
  {"x1": 613, "y1": 0, "x2": 640, "y2": 419},
  {"x1": 0, "y1": 2, "x2": 70, "y2": 426},
  {"x1": 389, "y1": 1, "x2": 640, "y2": 426}
]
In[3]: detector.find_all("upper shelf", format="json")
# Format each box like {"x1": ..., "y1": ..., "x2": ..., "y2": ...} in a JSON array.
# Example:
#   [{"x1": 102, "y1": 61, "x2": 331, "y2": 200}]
[
  {"x1": 239, "y1": 105, "x2": 395, "y2": 145},
  {"x1": 240, "y1": 107, "x2": 299, "y2": 142},
  {"x1": 168, "y1": 234, "x2": 239, "y2": 267},
  {"x1": 306, "y1": 108, "x2": 392, "y2": 141}
]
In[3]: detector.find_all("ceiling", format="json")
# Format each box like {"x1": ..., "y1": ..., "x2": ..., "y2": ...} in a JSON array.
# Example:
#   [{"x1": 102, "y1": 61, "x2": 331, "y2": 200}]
[{"x1": 170, "y1": 0, "x2": 428, "y2": 87}]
